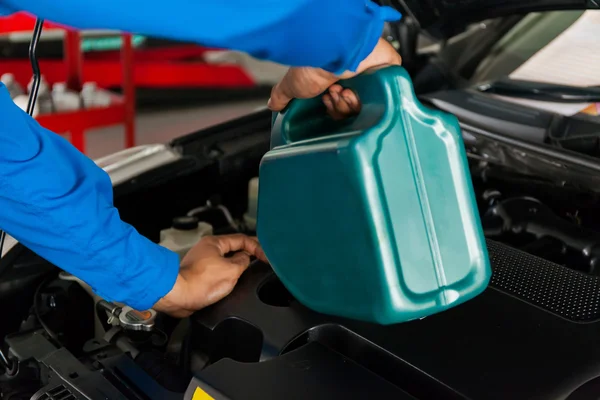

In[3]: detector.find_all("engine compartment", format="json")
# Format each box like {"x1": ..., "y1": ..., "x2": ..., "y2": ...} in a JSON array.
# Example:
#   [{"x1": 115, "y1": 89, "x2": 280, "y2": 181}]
[
  {"x1": 472, "y1": 163, "x2": 600, "y2": 279},
  {"x1": 2, "y1": 110, "x2": 600, "y2": 399}
]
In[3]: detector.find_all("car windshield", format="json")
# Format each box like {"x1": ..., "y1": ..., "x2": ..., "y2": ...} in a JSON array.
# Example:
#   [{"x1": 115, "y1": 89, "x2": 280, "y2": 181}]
[{"x1": 470, "y1": 10, "x2": 600, "y2": 117}]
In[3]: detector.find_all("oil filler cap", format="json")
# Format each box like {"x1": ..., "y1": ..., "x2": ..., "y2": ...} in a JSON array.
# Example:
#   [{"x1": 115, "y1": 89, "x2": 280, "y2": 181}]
[{"x1": 119, "y1": 307, "x2": 157, "y2": 331}]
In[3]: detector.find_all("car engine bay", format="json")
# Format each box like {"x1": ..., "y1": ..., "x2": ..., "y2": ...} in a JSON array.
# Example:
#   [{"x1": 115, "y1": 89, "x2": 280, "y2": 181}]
[{"x1": 1, "y1": 106, "x2": 600, "y2": 399}]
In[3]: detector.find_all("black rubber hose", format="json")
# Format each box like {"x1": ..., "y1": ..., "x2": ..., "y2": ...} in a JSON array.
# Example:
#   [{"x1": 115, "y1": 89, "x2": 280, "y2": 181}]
[
  {"x1": 0, "y1": 347, "x2": 11, "y2": 371},
  {"x1": 96, "y1": 300, "x2": 122, "y2": 332},
  {"x1": 34, "y1": 275, "x2": 61, "y2": 344},
  {"x1": 26, "y1": 18, "x2": 44, "y2": 115},
  {"x1": 0, "y1": 232, "x2": 5, "y2": 260}
]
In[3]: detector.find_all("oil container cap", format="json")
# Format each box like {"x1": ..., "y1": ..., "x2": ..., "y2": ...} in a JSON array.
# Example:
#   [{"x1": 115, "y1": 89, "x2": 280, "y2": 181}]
[{"x1": 172, "y1": 216, "x2": 199, "y2": 231}]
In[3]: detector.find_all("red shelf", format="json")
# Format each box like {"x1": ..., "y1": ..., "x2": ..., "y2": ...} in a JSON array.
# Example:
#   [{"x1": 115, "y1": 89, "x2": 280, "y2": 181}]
[
  {"x1": 0, "y1": 13, "x2": 136, "y2": 154},
  {"x1": 84, "y1": 45, "x2": 210, "y2": 61},
  {"x1": 0, "y1": 13, "x2": 262, "y2": 154},
  {"x1": 0, "y1": 14, "x2": 257, "y2": 91},
  {"x1": 0, "y1": 12, "x2": 67, "y2": 34},
  {"x1": 0, "y1": 60, "x2": 255, "y2": 89},
  {"x1": 37, "y1": 102, "x2": 129, "y2": 151}
]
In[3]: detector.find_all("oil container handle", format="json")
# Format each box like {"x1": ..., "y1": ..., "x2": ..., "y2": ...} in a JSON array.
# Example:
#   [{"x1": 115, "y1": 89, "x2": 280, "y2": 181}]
[{"x1": 270, "y1": 65, "x2": 412, "y2": 149}]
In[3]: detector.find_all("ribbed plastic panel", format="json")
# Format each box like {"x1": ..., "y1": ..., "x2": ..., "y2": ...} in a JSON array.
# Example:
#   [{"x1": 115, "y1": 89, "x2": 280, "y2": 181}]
[
  {"x1": 35, "y1": 385, "x2": 76, "y2": 400},
  {"x1": 487, "y1": 239, "x2": 600, "y2": 322}
]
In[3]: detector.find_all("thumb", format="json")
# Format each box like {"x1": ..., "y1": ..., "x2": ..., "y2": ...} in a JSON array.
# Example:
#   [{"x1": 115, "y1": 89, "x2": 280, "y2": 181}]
[{"x1": 268, "y1": 75, "x2": 294, "y2": 111}]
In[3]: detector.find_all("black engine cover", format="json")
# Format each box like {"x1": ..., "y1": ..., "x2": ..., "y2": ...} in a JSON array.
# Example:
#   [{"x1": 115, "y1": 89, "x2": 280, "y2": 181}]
[{"x1": 190, "y1": 240, "x2": 600, "y2": 400}]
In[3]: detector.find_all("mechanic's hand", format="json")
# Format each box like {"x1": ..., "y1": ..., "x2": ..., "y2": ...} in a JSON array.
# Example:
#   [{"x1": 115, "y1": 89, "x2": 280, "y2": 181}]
[
  {"x1": 268, "y1": 38, "x2": 402, "y2": 120},
  {"x1": 153, "y1": 234, "x2": 267, "y2": 318}
]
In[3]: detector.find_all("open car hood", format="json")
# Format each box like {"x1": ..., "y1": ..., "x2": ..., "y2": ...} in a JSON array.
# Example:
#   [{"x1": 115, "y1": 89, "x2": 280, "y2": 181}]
[{"x1": 384, "y1": 0, "x2": 598, "y2": 38}]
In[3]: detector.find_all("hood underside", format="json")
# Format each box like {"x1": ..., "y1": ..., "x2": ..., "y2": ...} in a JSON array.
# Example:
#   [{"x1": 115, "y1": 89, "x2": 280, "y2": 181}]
[{"x1": 383, "y1": 0, "x2": 598, "y2": 38}]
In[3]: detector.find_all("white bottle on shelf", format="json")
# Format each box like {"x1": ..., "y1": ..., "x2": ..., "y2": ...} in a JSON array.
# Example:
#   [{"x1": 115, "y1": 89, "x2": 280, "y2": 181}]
[
  {"x1": 52, "y1": 82, "x2": 82, "y2": 112},
  {"x1": 27, "y1": 75, "x2": 54, "y2": 115},
  {"x1": 1, "y1": 73, "x2": 24, "y2": 99},
  {"x1": 12, "y1": 94, "x2": 39, "y2": 117},
  {"x1": 81, "y1": 82, "x2": 112, "y2": 108}
]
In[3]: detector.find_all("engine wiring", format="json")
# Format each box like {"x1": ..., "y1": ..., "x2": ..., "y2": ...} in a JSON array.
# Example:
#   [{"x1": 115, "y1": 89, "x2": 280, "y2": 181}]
[
  {"x1": 187, "y1": 201, "x2": 240, "y2": 232},
  {"x1": 0, "y1": 18, "x2": 44, "y2": 261},
  {"x1": 0, "y1": 347, "x2": 11, "y2": 371},
  {"x1": 34, "y1": 275, "x2": 61, "y2": 344}
]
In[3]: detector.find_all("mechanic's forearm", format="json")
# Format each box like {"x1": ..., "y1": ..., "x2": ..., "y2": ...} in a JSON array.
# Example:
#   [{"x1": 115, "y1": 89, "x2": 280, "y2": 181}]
[
  {"x1": 0, "y1": 85, "x2": 178, "y2": 311},
  {"x1": 2, "y1": 0, "x2": 400, "y2": 73}
]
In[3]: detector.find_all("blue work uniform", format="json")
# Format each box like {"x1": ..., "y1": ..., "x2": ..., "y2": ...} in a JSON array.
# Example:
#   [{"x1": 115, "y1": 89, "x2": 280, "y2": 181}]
[{"x1": 0, "y1": 0, "x2": 401, "y2": 310}]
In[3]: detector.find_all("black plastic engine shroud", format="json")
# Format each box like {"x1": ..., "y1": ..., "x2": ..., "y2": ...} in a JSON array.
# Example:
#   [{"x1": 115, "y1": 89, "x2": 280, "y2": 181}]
[{"x1": 189, "y1": 239, "x2": 600, "y2": 400}]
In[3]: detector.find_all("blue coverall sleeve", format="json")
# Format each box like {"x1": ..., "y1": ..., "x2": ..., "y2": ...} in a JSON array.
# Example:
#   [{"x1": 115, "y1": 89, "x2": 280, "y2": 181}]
[
  {"x1": 1, "y1": 0, "x2": 401, "y2": 74},
  {"x1": 0, "y1": 85, "x2": 179, "y2": 310}
]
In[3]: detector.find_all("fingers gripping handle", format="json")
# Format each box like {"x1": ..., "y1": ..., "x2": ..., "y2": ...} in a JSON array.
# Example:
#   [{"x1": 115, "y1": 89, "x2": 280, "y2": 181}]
[{"x1": 270, "y1": 66, "x2": 411, "y2": 149}]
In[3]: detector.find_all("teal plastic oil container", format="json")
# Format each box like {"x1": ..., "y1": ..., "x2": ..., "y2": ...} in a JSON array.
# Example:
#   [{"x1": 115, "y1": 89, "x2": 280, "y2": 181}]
[{"x1": 257, "y1": 66, "x2": 491, "y2": 325}]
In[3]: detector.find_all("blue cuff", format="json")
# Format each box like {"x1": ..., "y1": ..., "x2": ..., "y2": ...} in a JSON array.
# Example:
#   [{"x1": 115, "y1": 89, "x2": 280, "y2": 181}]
[
  {"x1": 127, "y1": 241, "x2": 180, "y2": 311},
  {"x1": 94, "y1": 237, "x2": 180, "y2": 311},
  {"x1": 338, "y1": 3, "x2": 402, "y2": 74}
]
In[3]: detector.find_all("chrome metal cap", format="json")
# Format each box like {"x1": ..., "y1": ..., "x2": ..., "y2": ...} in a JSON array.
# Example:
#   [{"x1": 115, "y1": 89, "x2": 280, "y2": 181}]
[{"x1": 118, "y1": 307, "x2": 157, "y2": 331}]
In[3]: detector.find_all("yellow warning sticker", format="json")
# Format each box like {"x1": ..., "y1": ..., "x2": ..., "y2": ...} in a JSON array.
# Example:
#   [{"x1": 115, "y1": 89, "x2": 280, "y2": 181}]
[
  {"x1": 581, "y1": 103, "x2": 600, "y2": 116},
  {"x1": 192, "y1": 387, "x2": 215, "y2": 400}
]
